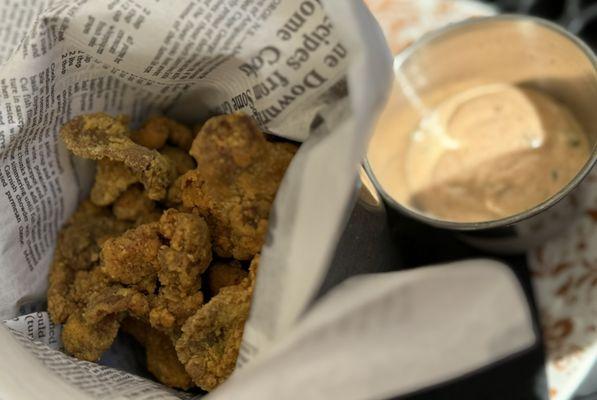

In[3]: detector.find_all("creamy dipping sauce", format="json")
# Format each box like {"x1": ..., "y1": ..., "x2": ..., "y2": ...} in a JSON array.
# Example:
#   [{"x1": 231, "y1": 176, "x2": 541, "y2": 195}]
[{"x1": 370, "y1": 83, "x2": 591, "y2": 223}]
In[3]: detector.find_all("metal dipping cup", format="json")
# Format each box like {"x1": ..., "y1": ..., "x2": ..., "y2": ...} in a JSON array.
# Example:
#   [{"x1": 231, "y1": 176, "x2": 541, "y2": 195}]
[{"x1": 365, "y1": 15, "x2": 597, "y2": 253}]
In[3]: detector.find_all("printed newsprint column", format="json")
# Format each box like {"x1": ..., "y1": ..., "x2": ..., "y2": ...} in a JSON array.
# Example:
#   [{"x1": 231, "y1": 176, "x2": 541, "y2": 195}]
[{"x1": 0, "y1": 0, "x2": 389, "y2": 398}]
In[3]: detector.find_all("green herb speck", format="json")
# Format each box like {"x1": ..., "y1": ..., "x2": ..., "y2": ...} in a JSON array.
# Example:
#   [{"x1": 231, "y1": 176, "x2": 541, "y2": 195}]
[
  {"x1": 551, "y1": 170, "x2": 559, "y2": 181},
  {"x1": 568, "y1": 138, "x2": 581, "y2": 148}
]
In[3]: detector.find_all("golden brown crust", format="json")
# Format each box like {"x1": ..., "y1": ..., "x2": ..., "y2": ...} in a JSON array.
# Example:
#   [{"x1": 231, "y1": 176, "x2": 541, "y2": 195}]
[
  {"x1": 62, "y1": 311, "x2": 120, "y2": 361},
  {"x1": 175, "y1": 255, "x2": 259, "y2": 391},
  {"x1": 147, "y1": 210, "x2": 212, "y2": 333},
  {"x1": 176, "y1": 284, "x2": 251, "y2": 390},
  {"x1": 84, "y1": 286, "x2": 150, "y2": 324},
  {"x1": 165, "y1": 175, "x2": 184, "y2": 208},
  {"x1": 47, "y1": 256, "x2": 75, "y2": 324},
  {"x1": 122, "y1": 318, "x2": 193, "y2": 389},
  {"x1": 160, "y1": 145, "x2": 196, "y2": 176},
  {"x1": 100, "y1": 223, "x2": 161, "y2": 287},
  {"x1": 158, "y1": 209, "x2": 212, "y2": 268},
  {"x1": 61, "y1": 275, "x2": 150, "y2": 361},
  {"x1": 57, "y1": 201, "x2": 131, "y2": 271},
  {"x1": 206, "y1": 261, "x2": 247, "y2": 297},
  {"x1": 146, "y1": 328, "x2": 194, "y2": 389},
  {"x1": 60, "y1": 113, "x2": 175, "y2": 200},
  {"x1": 68, "y1": 268, "x2": 111, "y2": 310},
  {"x1": 131, "y1": 117, "x2": 169, "y2": 150},
  {"x1": 47, "y1": 201, "x2": 131, "y2": 324},
  {"x1": 91, "y1": 160, "x2": 139, "y2": 206},
  {"x1": 149, "y1": 289, "x2": 204, "y2": 334},
  {"x1": 112, "y1": 186, "x2": 157, "y2": 222},
  {"x1": 132, "y1": 116, "x2": 194, "y2": 151},
  {"x1": 182, "y1": 114, "x2": 296, "y2": 259}
]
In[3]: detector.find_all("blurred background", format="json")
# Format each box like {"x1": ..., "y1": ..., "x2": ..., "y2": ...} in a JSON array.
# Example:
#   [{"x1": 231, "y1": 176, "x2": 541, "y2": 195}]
[{"x1": 484, "y1": 0, "x2": 597, "y2": 47}]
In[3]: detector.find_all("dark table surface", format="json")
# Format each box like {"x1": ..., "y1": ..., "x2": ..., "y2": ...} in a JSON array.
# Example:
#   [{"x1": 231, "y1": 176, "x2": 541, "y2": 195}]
[
  {"x1": 387, "y1": 209, "x2": 549, "y2": 400},
  {"x1": 314, "y1": 178, "x2": 549, "y2": 399}
]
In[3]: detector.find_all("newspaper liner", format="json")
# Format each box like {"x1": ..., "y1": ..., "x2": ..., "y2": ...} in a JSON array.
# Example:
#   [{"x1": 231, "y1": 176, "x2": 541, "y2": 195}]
[{"x1": 0, "y1": 1, "x2": 535, "y2": 399}]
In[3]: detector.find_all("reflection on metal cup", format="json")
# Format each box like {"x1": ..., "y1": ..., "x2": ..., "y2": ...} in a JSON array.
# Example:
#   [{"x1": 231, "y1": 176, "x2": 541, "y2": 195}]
[{"x1": 457, "y1": 177, "x2": 591, "y2": 253}]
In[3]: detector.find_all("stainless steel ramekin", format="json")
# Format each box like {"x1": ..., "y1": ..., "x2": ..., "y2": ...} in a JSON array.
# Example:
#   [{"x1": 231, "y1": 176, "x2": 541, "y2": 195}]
[{"x1": 365, "y1": 15, "x2": 597, "y2": 253}]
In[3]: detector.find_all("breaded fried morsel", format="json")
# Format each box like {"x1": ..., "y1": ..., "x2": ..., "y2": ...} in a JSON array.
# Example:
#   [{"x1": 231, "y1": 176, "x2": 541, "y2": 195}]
[
  {"x1": 160, "y1": 145, "x2": 196, "y2": 175},
  {"x1": 58, "y1": 210, "x2": 211, "y2": 361},
  {"x1": 149, "y1": 210, "x2": 212, "y2": 333},
  {"x1": 60, "y1": 113, "x2": 175, "y2": 200},
  {"x1": 47, "y1": 257, "x2": 75, "y2": 324},
  {"x1": 62, "y1": 312, "x2": 120, "y2": 361},
  {"x1": 158, "y1": 209, "x2": 212, "y2": 267},
  {"x1": 100, "y1": 222, "x2": 161, "y2": 289},
  {"x1": 175, "y1": 256, "x2": 259, "y2": 391},
  {"x1": 206, "y1": 261, "x2": 247, "y2": 297},
  {"x1": 61, "y1": 282, "x2": 150, "y2": 361},
  {"x1": 66, "y1": 268, "x2": 111, "y2": 316},
  {"x1": 48, "y1": 201, "x2": 131, "y2": 324},
  {"x1": 165, "y1": 175, "x2": 185, "y2": 208},
  {"x1": 98, "y1": 209, "x2": 212, "y2": 334},
  {"x1": 112, "y1": 185, "x2": 158, "y2": 223},
  {"x1": 62, "y1": 282, "x2": 150, "y2": 362},
  {"x1": 83, "y1": 286, "x2": 150, "y2": 324},
  {"x1": 146, "y1": 327, "x2": 194, "y2": 389},
  {"x1": 181, "y1": 114, "x2": 297, "y2": 259},
  {"x1": 91, "y1": 160, "x2": 138, "y2": 206},
  {"x1": 57, "y1": 201, "x2": 131, "y2": 271},
  {"x1": 122, "y1": 318, "x2": 193, "y2": 389},
  {"x1": 132, "y1": 115, "x2": 194, "y2": 151}
]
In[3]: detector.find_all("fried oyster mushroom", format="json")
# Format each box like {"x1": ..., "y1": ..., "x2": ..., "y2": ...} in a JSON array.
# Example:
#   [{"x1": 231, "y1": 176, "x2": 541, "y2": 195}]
[
  {"x1": 206, "y1": 261, "x2": 247, "y2": 297},
  {"x1": 59, "y1": 209, "x2": 212, "y2": 361},
  {"x1": 160, "y1": 145, "x2": 196, "y2": 175},
  {"x1": 60, "y1": 113, "x2": 176, "y2": 201},
  {"x1": 48, "y1": 201, "x2": 131, "y2": 324},
  {"x1": 131, "y1": 115, "x2": 195, "y2": 151},
  {"x1": 99, "y1": 209, "x2": 212, "y2": 334},
  {"x1": 122, "y1": 318, "x2": 193, "y2": 389},
  {"x1": 61, "y1": 312, "x2": 120, "y2": 361},
  {"x1": 91, "y1": 160, "x2": 138, "y2": 206},
  {"x1": 149, "y1": 209, "x2": 212, "y2": 333},
  {"x1": 62, "y1": 286, "x2": 150, "y2": 361},
  {"x1": 176, "y1": 256, "x2": 259, "y2": 391},
  {"x1": 100, "y1": 222, "x2": 162, "y2": 290},
  {"x1": 112, "y1": 185, "x2": 159, "y2": 224},
  {"x1": 59, "y1": 262, "x2": 150, "y2": 362},
  {"x1": 50, "y1": 202, "x2": 211, "y2": 365},
  {"x1": 181, "y1": 113, "x2": 297, "y2": 260}
]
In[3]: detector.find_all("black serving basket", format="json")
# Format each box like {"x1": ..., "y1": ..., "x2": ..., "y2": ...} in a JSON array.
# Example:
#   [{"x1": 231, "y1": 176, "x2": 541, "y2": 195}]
[{"x1": 318, "y1": 1, "x2": 597, "y2": 399}]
